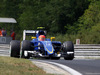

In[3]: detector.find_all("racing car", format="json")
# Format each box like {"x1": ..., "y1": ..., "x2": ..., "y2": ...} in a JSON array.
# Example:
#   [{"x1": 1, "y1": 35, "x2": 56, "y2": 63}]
[{"x1": 10, "y1": 28, "x2": 74, "y2": 60}]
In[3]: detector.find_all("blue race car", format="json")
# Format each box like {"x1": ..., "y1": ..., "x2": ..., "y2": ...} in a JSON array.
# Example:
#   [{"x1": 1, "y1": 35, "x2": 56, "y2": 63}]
[{"x1": 10, "y1": 29, "x2": 74, "y2": 60}]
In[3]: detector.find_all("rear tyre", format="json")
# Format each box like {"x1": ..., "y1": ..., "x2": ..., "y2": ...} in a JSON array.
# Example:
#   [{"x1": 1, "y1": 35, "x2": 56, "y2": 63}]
[
  {"x1": 63, "y1": 41, "x2": 74, "y2": 60},
  {"x1": 10, "y1": 40, "x2": 20, "y2": 58},
  {"x1": 21, "y1": 40, "x2": 31, "y2": 59}
]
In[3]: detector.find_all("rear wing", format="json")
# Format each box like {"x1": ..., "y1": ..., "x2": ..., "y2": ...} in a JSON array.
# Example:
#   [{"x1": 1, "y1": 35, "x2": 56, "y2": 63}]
[{"x1": 23, "y1": 30, "x2": 46, "y2": 40}]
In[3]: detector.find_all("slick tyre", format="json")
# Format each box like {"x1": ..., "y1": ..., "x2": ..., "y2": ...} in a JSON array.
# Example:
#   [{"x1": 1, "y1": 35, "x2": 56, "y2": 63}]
[
  {"x1": 63, "y1": 41, "x2": 74, "y2": 60},
  {"x1": 21, "y1": 40, "x2": 31, "y2": 59},
  {"x1": 10, "y1": 40, "x2": 20, "y2": 58}
]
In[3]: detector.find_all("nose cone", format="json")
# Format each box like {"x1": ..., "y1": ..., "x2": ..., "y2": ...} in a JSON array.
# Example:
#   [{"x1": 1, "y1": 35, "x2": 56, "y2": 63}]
[{"x1": 41, "y1": 41, "x2": 54, "y2": 55}]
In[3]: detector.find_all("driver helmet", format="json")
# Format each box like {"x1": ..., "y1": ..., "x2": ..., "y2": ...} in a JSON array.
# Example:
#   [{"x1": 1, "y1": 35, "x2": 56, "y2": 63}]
[{"x1": 39, "y1": 35, "x2": 45, "y2": 41}]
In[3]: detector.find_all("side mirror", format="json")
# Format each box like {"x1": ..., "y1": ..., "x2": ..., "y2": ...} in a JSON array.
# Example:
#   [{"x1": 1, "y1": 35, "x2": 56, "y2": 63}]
[
  {"x1": 51, "y1": 37, "x2": 55, "y2": 41},
  {"x1": 31, "y1": 37, "x2": 36, "y2": 39}
]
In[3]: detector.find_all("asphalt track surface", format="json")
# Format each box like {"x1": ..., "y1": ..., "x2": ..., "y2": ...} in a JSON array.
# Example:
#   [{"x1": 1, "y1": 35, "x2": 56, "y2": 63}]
[
  {"x1": 51, "y1": 59, "x2": 100, "y2": 75},
  {"x1": 31, "y1": 58, "x2": 100, "y2": 75}
]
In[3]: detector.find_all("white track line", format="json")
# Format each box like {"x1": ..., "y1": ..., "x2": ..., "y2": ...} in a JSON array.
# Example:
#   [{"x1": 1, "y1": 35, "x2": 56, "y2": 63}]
[{"x1": 36, "y1": 60, "x2": 82, "y2": 75}]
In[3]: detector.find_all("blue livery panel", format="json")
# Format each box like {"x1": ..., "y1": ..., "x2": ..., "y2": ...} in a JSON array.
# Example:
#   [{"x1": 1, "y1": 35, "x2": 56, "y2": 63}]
[
  {"x1": 31, "y1": 38, "x2": 62, "y2": 55},
  {"x1": 40, "y1": 41, "x2": 55, "y2": 55}
]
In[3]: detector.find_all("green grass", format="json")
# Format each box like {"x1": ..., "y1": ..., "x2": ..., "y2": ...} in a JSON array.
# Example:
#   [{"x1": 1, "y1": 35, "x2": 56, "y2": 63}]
[{"x1": 0, "y1": 56, "x2": 52, "y2": 75}]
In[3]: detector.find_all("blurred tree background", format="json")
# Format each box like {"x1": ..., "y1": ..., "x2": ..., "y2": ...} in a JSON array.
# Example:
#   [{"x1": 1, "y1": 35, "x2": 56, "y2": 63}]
[{"x1": 0, "y1": 0, "x2": 100, "y2": 44}]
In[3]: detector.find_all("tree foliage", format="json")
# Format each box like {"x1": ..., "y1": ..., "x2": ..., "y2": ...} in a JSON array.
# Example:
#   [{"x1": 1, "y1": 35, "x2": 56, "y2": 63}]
[
  {"x1": 72, "y1": 0, "x2": 100, "y2": 44},
  {"x1": 77, "y1": 0, "x2": 100, "y2": 31},
  {"x1": 2, "y1": 0, "x2": 100, "y2": 44},
  {"x1": 0, "y1": 0, "x2": 89, "y2": 33}
]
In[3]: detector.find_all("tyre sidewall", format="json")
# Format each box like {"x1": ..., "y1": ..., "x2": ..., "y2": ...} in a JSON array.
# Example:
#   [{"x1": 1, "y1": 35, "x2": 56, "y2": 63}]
[
  {"x1": 63, "y1": 41, "x2": 74, "y2": 52},
  {"x1": 21, "y1": 40, "x2": 31, "y2": 58},
  {"x1": 63, "y1": 41, "x2": 74, "y2": 60},
  {"x1": 10, "y1": 40, "x2": 20, "y2": 58}
]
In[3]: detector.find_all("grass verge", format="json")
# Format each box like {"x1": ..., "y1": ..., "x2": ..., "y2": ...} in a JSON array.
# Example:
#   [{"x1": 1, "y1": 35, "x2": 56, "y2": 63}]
[{"x1": 0, "y1": 56, "x2": 52, "y2": 75}]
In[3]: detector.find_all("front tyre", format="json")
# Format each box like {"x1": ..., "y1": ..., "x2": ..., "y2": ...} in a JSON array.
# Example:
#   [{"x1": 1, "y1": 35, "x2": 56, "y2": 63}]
[
  {"x1": 21, "y1": 40, "x2": 31, "y2": 59},
  {"x1": 63, "y1": 41, "x2": 74, "y2": 60},
  {"x1": 10, "y1": 40, "x2": 20, "y2": 58}
]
